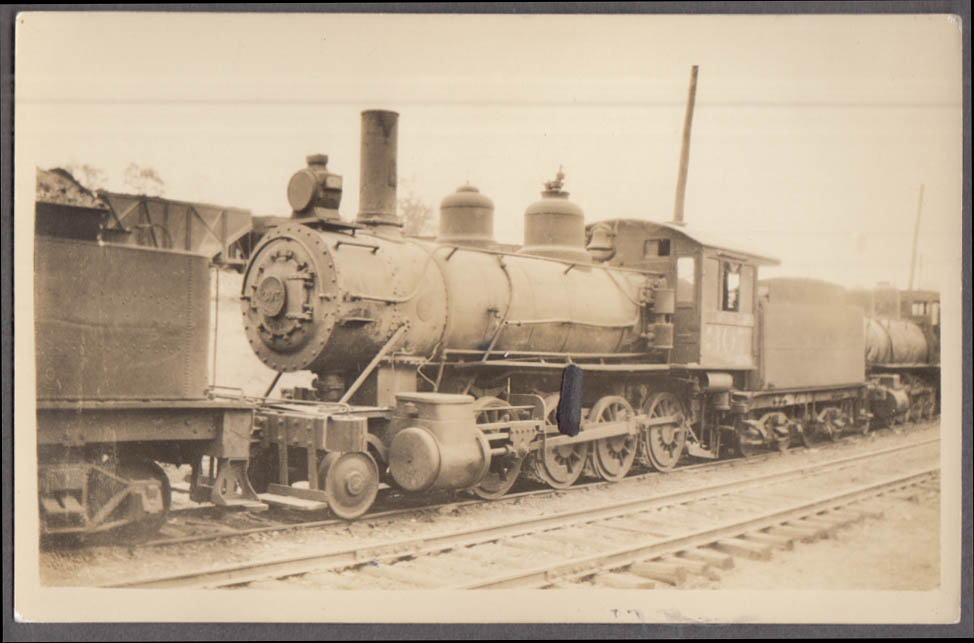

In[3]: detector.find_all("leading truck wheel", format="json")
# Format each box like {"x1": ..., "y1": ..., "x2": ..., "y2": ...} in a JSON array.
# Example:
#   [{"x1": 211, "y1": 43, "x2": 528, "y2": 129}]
[
  {"x1": 471, "y1": 397, "x2": 524, "y2": 499},
  {"x1": 319, "y1": 452, "x2": 379, "y2": 519},
  {"x1": 639, "y1": 392, "x2": 687, "y2": 471},
  {"x1": 589, "y1": 396, "x2": 637, "y2": 482}
]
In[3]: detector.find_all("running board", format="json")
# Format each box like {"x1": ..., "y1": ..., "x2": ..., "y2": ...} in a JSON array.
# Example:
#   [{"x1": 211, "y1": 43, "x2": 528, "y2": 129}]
[{"x1": 259, "y1": 483, "x2": 330, "y2": 511}]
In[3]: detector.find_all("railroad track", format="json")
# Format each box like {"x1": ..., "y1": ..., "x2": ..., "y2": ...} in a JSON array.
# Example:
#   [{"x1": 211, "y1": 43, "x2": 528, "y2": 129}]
[
  {"x1": 133, "y1": 421, "x2": 938, "y2": 550},
  {"x1": 106, "y1": 433, "x2": 939, "y2": 589}
]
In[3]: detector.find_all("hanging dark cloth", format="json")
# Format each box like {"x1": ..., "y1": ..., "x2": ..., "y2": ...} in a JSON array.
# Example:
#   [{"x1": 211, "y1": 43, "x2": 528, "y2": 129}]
[{"x1": 556, "y1": 364, "x2": 583, "y2": 437}]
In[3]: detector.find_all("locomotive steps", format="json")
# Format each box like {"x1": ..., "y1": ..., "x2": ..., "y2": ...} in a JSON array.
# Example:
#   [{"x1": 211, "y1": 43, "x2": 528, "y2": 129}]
[{"x1": 105, "y1": 435, "x2": 939, "y2": 590}]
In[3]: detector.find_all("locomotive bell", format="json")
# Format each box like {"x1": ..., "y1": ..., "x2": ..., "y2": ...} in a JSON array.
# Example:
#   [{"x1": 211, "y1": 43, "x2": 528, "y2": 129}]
[
  {"x1": 287, "y1": 154, "x2": 343, "y2": 220},
  {"x1": 437, "y1": 184, "x2": 495, "y2": 248},
  {"x1": 586, "y1": 222, "x2": 616, "y2": 262},
  {"x1": 519, "y1": 168, "x2": 592, "y2": 264}
]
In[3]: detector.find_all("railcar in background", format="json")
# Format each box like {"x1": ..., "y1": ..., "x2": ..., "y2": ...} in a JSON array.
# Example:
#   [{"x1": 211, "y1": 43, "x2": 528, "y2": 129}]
[{"x1": 33, "y1": 172, "x2": 262, "y2": 537}]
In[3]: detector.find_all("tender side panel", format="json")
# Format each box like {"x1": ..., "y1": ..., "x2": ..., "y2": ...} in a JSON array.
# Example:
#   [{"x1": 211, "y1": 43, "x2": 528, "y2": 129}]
[
  {"x1": 34, "y1": 237, "x2": 211, "y2": 400},
  {"x1": 757, "y1": 302, "x2": 865, "y2": 390}
]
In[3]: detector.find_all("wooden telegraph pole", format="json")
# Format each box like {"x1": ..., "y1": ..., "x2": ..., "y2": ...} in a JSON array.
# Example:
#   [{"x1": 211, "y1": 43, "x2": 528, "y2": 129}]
[{"x1": 672, "y1": 65, "x2": 699, "y2": 226}]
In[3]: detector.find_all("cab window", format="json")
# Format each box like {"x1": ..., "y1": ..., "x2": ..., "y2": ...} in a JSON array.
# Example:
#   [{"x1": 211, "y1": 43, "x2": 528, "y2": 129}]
[
  {"x1": 721, "y1": 261, "x2": 741, "y2": 312},
  {"x1": 643, "y1": 238, "x2": 671, "y2": 258}
]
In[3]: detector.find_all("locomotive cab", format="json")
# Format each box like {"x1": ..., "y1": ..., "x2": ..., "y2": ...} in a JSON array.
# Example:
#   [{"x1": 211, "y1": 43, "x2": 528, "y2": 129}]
[{"x1": 586, "y1": 218, "x2": 778, "y2": 372}]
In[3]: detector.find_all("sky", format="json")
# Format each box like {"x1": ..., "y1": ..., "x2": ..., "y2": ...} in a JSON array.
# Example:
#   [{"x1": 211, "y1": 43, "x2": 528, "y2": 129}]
[{"x1": 15, "y1": 11, "x2": 964, "y2": 291}]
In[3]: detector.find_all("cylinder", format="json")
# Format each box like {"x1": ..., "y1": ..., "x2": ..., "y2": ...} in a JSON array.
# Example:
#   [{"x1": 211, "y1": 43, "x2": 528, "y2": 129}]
[
  {"x1": 437, "y1": 185, "x2": 495, "y2": 247},
  {"x1": 357, "y1": 110, "x2": 399, "y2": 226},
  {"x1": 387, "y1": 393, "x2": 489, "y2": 492}
]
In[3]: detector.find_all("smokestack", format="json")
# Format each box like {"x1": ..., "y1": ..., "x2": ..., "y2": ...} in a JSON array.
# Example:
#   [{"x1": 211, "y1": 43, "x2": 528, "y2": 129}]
[
  {"x1": 357, "y1": 110, "x2": 400, "y2": 227},
  {"x1": 671, "y1": 65, "x2": 698, "y2": 226}
]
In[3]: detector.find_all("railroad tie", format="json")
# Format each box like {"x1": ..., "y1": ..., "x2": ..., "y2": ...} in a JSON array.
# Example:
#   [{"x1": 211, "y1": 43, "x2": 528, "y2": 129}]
[
  {"x1": 767, "y1": 524, "x2": 824, "y2": 543},
  {"x1": 889, "y1": 489, "x2": 922, "y2": 503},
  {"x1": 719, "y1": 495, "x2": 775, "y2": 511},
  {"x1": 591, "y1": 571, "x2": 656, "y2": 590},
  {"x1": 794, "y1": 516, "x2": 844, "y2": 534},
  {"x1": 742, "y1": 530, "x2": 794, "y2": 551},
  {"x1": 500, "y1": 536, "x2": 569, "y2": 555},
  {"x1": 808, "y1": 511, "x2": 855, "y2": 525},
  {"x1": 713, "y1": 537, "x2": 773, "y2": 561},
  {"x1": 819, "y1": 508, "x2": 866, "y2": 524},
  {"x1": 600, "y1": 517, "x2": 673, "y2": 538},
  {"x1": 527, "y1": 531, "x2": 602, "y2": 550},
  {"x1": 417, "y1": 554, "x2": 491, "y2": 579},
  {"x1": 359, "y1": 563, "x2": 446, "y2": 588},
  {"x1": 453, "y1": 547, "x2": 528, "y2": 570},
  {"x1": 786, "y1": 518, "x2": 836, "y2": 537},
  {"x1": 628, "y1": 560, "x2": 688, "y2": 586},
  {"x1": 571, "y1": 524, "x2": 636, "y2": 545},
  {"x1": 843, "y1": 501, "x2": 887, "y2": 519},
  {"x1": 660, "y1": 554, "x2": 720, "y2": 580},
  {"x1": 620, "y1": 515, "x2": 688, "y2": 535},
  {"x1": 546, "y1": 581, "x2": 584, "y2": 590},
  {"x1": 299, "y1": 570, "x2": 356, "y2": 590},
  {"x1": 677, "y1": 548, "x2": 735, "y2": 570},
  {"x1": 599, "y1": 522, "x2": 653, "y2": 536}
]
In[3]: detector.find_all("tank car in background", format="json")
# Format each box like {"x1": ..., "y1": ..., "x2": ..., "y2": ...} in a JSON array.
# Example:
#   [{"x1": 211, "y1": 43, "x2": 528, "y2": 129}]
[
  {"x1": 33, "y1": 179, "x2": 262, "y2": 537},
  {"x1": 847, "y1": 284, "x2": 940, "y2": 424}
]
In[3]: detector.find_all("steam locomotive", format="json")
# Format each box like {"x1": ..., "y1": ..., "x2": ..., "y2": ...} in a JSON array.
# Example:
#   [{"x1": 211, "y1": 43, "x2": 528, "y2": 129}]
[
  {"x1": 34, "y1": 110, "x2": 940, "y2": 534},
  {"x1": 238, "y1": 110, "x2": 941, "y2": 518}
]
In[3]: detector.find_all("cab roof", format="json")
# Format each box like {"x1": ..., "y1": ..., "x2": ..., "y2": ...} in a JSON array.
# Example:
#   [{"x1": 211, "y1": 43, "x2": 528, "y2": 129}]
[{"x1": 589, "y1": 218, "x2": 781, "y2": 266}]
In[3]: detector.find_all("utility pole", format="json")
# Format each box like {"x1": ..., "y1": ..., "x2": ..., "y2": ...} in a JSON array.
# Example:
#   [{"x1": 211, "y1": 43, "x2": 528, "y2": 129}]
[
  {"x1": 671, "y1": 65, "x2": 699, "y2": 226},
  {"x1": 908, "y1": 184, "x2": 924, "y2": 291}
]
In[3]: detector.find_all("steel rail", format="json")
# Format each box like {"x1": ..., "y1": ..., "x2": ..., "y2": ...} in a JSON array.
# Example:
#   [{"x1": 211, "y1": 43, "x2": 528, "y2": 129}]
[
  {"x1": 108, "y1": 435, "x2": 939, "y2": 589},
  {"x1": 142, "y1": 427, "x2": 937, "y2": 549},
  {"x1": 453, "y1": 467, "x2": 938, "y2": 589}
]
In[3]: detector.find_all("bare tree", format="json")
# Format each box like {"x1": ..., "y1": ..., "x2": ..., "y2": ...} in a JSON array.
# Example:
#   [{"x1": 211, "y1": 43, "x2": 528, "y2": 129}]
[
  {"x1": 399, "y1": 177, "x2": 435, "y2": 237},
  {"x1": 62, "y1": 162, "x2": 107, "y2": 191},
  {"x1": 122, "y1": 163, "x2": 166, "y2": 196}
]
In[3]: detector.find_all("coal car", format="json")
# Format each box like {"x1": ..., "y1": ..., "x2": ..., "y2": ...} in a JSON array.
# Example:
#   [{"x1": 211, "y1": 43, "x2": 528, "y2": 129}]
[{"x1": 33, "y1": 172, "x2": 262, "y2": 536}]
